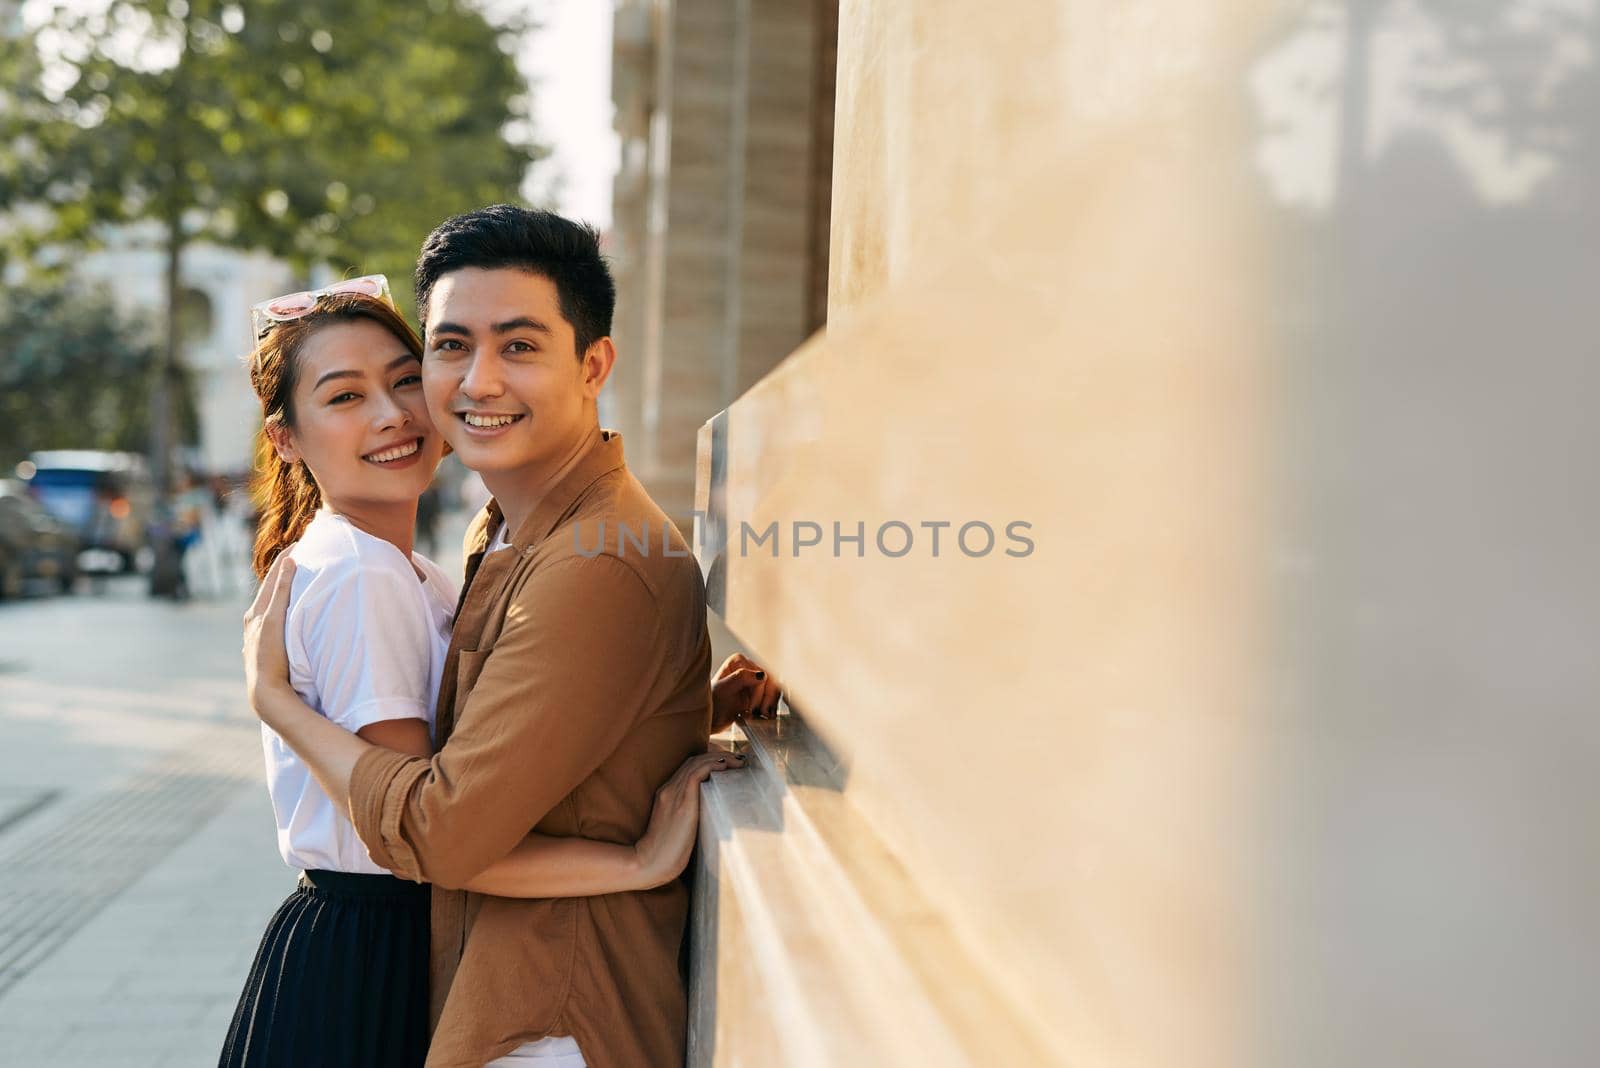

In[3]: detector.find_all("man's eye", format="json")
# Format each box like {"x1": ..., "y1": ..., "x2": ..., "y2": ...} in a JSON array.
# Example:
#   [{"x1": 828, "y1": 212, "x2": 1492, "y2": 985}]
[
  {"x1": 507, "y1": 341, "x2": 537, "y2": 354},
  {"x1": 433, "y1": 339, "x2": 465, "y2": 353}
]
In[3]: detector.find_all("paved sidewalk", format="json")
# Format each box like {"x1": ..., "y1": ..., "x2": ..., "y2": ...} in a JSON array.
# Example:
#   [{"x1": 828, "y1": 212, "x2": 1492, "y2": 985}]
[
  {"x1": 0, "y1": 754, "x2": 291, "y2": 1067},
  {"x1": 0, "y1": 508, "x2": 478, "y2": 1064}
]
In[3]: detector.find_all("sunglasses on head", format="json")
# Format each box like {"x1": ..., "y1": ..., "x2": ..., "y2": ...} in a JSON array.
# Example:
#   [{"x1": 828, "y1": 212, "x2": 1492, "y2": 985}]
[{"x1": 249, "y1": 274, "x2": 394, "y2": 341}]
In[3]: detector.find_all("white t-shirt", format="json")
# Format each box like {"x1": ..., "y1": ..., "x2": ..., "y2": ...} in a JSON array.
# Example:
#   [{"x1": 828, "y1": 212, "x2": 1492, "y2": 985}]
[
  {"x1": 262, "y1": 510, "x2": 457, "y2": 874},
  {"x1": 490, "y1": 517, "x2": 513, "y2": 553}
]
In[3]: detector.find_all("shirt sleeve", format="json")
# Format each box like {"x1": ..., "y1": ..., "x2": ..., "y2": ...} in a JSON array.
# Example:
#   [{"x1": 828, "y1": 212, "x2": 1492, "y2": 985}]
[
  {"x1": 298, "y1": 565, "x2": 433, "y2": 735},
  {"x1": 348, "y1": 554, "x2": 663, "y2": 887}
]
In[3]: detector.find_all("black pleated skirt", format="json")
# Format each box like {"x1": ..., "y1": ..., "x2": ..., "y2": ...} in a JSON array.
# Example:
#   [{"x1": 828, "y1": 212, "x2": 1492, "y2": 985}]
[{"x1": 218, "y1": 869, "x2": 431, "y2": 1068}]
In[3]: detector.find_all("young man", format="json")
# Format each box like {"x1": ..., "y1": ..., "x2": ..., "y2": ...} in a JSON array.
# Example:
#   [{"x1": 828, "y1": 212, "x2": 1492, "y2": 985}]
[{"x1": 244, "y1": 206, "x2": 780, "y2": 1067}]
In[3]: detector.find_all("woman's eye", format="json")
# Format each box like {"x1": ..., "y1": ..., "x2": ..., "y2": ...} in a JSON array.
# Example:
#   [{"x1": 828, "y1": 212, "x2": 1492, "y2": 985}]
[
  {"x1": 329, "y1": 391, "x2": 358, "y2": 404},
  {"x1": 395, "y1": 374, "x2": 422, "y2": 388}
]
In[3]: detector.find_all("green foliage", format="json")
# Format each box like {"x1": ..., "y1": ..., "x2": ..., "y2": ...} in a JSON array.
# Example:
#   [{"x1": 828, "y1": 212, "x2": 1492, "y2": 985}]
[
  {"x1": 0, "y1": 282, "x2": 199, "y2": 468},
  {"x1": 0, "y1": 0, "x2": 541, "y2": 321}
]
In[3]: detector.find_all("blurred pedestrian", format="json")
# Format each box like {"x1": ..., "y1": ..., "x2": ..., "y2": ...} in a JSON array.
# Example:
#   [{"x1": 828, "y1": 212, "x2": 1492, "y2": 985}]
[{"x1": 171, "y1": 471, "x2": 207, "y2": 599}]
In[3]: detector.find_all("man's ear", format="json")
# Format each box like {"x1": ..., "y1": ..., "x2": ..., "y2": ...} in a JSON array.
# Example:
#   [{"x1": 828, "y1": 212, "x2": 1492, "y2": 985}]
[
  {"x1": 581, "y1": 337, "x2": 617, "y2": 399},
  {"x1": 265, "y1": 422, "x2": 300, "y2": 465}
]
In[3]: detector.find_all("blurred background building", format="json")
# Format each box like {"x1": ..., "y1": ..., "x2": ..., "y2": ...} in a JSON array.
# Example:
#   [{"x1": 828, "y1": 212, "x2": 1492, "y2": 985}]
[{"x1": 75, "y1": 225, "x2": 292, "y2": 475}]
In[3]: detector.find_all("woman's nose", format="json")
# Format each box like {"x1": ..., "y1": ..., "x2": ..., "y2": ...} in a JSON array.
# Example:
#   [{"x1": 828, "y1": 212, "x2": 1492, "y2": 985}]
[{"x1": 372, "y1": 392, "x2": 409, "y2": 431}]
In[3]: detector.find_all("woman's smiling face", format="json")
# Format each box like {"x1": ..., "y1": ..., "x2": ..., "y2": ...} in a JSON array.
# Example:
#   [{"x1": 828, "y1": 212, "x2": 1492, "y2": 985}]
[{"x1": 273, "y1": 319, "x2": 445, "y2": 511}]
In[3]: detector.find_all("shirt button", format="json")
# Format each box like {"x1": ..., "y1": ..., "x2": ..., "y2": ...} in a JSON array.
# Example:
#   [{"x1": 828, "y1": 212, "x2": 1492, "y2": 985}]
[{"x1": 521, "y1": 546, "x2": 535, "y2": 558}]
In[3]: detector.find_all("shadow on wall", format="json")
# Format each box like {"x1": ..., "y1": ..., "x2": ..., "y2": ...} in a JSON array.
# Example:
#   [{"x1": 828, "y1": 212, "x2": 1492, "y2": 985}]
[{"x1": 1251, "y1": 3, "x2": 1600, "y2": 1066}]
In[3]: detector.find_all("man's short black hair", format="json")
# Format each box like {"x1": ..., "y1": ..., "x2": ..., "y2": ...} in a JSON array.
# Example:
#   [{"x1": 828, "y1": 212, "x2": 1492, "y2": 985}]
[{"x1": 414, "y1": 204, "x2": 616, "y2": 355}]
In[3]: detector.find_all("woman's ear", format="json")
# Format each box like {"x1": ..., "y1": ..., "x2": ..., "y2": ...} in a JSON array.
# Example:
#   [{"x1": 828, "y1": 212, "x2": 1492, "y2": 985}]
[{"x1": 265, "y1": 423, "x2": 300, "y2": 465}]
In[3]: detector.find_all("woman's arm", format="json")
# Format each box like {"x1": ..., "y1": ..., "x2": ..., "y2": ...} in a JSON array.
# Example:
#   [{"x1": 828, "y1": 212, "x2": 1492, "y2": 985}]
[
  {"x1": 356, "y1": 717, "x2": 432, "y2": 758},
  {"x1": 461, "y1": 749, "x2": 745, "y2": 897}
]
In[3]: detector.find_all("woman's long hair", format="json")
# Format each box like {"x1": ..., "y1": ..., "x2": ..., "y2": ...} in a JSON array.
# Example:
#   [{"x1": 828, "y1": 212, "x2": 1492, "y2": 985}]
[{"x1": 248, "y1": 294, "x2": 425, "y2": 578}]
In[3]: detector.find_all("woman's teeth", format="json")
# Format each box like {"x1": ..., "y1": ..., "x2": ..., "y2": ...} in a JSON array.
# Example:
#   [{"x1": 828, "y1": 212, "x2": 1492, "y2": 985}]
[
  {"x1": 366, "y1": 440, "x2": 420, "y2": 463},
  {"x1": 463, "y1": 413, "x2": 521, "y2": 428}
]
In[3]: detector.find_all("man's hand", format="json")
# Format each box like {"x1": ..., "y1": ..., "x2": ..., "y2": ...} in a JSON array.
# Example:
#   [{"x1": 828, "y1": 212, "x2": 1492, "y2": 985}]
[
  {"x1": 711, "y1": 653, "x2": 782, "y2": 732},
  {"x1": 243, "y1": 554, "x2": 297, "y2": 714}
]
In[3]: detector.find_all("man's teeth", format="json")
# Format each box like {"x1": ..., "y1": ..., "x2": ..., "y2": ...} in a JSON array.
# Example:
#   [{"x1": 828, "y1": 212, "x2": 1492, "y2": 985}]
[
  {"x1": 366, "y1": 440, "x2": 420, "y2": 463},
  {"x1": 464, "y1": 413, "x2": 520, "y2": 428}
]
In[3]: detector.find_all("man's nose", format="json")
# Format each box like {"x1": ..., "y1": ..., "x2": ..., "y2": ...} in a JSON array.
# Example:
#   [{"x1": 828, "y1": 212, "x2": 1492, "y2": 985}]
[{"x1": 459, "y1": 350, "x2": 505, "y2": 400}]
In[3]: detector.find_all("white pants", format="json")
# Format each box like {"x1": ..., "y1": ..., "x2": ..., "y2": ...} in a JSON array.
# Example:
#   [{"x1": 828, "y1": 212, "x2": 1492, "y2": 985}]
[{"x1": 484, "y1": 1036, "x2": 586, "y2": 1067}]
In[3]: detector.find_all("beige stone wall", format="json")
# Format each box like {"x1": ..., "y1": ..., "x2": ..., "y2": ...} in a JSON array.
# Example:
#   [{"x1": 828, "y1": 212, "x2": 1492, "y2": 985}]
[
  {"x1": 697, "y1": 1, "x2": 1600, "y2": 1065},
  {"x1": 707, "y1": 4, "x2": 1264, "y2": 1057}
]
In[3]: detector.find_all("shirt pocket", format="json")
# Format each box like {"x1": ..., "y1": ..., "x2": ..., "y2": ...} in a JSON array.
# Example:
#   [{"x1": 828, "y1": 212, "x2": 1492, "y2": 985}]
[{"x1": 453, "y1": 647, "x2": 491, "y2": 715}]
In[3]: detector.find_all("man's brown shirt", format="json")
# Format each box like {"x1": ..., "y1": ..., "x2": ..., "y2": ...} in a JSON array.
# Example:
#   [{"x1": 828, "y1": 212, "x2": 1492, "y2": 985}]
[{"x1": 349, "y1": 431, "x2": 711, "y2": 1068}]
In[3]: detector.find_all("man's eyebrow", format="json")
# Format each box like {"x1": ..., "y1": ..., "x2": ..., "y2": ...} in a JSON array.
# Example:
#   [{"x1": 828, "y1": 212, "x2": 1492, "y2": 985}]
[
  {"x1": 313, "y1": 353, "x2": 417, "y2": 390},
  {"x1": 429, "y1": 320, "x2": 472, "y2": 337},
  {"x1": 492, "y1": 316, "x2": 553, "y2": 336}
]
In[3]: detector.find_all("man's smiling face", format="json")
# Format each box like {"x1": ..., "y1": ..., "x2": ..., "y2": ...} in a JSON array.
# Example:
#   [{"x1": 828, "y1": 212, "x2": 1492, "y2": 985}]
[{"x1": 421, "y1": 267, "x2": 595, "y2": 481}]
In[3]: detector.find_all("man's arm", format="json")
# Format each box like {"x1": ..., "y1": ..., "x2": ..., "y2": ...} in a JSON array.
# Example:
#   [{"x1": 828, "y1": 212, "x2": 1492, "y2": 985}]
[
  {"x1": 465, "y1": 748, "x2": 742, "y2": 897},
  {"x1": 350, "y1": 553, "x2": 671, "y2": 888},
  {"x1": 248, "y1": 687, "x2": 741, "y2": 897}
]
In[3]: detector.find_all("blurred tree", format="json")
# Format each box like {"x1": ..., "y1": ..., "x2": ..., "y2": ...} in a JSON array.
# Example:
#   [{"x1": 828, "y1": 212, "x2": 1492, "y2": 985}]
[
  {"x1": 0, "y1": 282, "x2": 199, "y2": 470},
  {"x1": 0, "y1": 0, "x2": 541, "y2": 489}
]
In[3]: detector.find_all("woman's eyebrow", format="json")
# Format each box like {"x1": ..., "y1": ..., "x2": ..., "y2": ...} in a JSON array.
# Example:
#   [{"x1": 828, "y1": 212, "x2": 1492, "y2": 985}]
[
  {"x1": 313, "y1": 368, "x2": 360, "y2": 389},
  {"x1": 313, "y1": 354, "x2": 415, "y2": 389}
]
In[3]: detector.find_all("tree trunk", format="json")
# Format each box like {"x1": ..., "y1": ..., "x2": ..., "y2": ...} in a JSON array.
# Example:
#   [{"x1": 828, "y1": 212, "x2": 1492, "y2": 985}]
[
  {"x1": 149, "y1": 7, "x2": 190, "y2": 597},
  {"x1": 151, "y1": 227, "x2": 182, "y2": 497},
  {"x1": 147, "y1": 227, "x2": 185, "y2": 598}
]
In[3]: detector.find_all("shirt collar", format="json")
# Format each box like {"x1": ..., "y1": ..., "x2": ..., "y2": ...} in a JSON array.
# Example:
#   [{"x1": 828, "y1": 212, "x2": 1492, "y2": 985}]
[{"x1": 482, "y1": 429, "x2": 626, "y2": 553}]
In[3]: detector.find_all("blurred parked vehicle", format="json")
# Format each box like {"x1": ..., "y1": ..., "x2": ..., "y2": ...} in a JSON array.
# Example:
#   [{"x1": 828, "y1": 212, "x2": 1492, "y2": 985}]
[
  {"x1": 0, "y1": 479, "x2": 80, "y2": 597},
  {"x1": 24, "y1": 451, "x2": 154, "y2": 574}
]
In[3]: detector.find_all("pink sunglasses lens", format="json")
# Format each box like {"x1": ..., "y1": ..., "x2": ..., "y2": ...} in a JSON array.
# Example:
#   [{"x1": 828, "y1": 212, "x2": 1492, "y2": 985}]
[
  {"x1": 327, "y1": 277, "x2": 382, "y2": 297},
  {"x1": 266, "y1": 293, "x2": 318, "y2": 317}
]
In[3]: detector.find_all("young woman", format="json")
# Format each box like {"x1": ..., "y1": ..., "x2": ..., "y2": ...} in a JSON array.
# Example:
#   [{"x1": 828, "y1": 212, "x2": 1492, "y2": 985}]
[{"x1": 219, "y1": 280, "x2": 767, "y2": 1068}]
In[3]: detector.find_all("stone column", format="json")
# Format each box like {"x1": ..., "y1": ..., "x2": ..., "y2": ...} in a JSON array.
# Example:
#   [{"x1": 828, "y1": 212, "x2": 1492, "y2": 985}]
[
  {"x1": 603, "y1": 0, "x2": 656, "y2": 452},
  {"x1": 612, "y1": 0, "x2": 836, "y2": 525}
]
